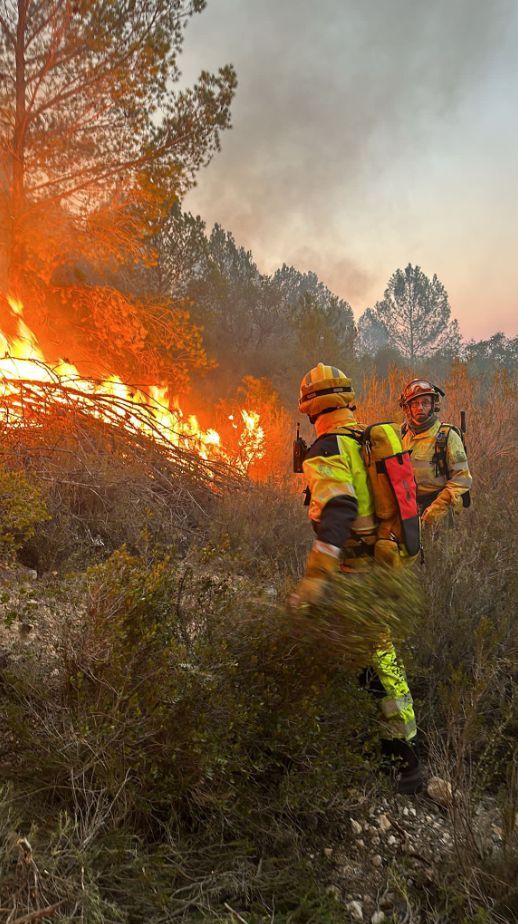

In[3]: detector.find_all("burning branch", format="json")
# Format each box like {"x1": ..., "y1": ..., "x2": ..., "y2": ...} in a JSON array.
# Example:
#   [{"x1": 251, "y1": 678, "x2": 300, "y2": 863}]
[{"x1": 0, "y1": 356, "x2": 253, "y2": 487}]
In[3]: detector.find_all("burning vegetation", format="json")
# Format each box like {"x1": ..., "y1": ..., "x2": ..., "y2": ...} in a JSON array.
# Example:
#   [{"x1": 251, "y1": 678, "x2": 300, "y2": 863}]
[{"x1": 0, "y1": 293, "x2": 265, "y2": 475}]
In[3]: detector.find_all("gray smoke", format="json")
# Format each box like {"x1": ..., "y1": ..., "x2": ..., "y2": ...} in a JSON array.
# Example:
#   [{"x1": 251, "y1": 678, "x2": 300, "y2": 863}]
[{"x1": 182, "y1": 0, "x2": 517, "y2": 316}]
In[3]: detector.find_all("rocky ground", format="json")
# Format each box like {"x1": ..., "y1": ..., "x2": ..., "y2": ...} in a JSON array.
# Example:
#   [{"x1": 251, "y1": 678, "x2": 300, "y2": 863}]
[
  {"x1": 319, "y1": 787, "x2": 506, "y2": 922},
  {"x1": 0, "y1": 562, "x2": 77, "y2": 679}
]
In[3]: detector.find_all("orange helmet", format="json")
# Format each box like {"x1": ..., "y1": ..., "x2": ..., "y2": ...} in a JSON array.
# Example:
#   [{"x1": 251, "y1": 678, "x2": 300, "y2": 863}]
[{"x1": 399, "y1": 379, "x2": 445, "y2": 411}]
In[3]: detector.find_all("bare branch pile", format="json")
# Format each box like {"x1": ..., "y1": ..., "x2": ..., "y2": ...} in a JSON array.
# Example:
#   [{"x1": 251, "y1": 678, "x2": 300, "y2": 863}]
[{"x1": 0, "y1": 358, "x2": 239, "y2": 493}]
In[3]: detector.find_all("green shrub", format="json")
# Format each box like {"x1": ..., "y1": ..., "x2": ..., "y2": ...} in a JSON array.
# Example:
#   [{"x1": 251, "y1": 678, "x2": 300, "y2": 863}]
[
  {"x1": 1, "y1": 550, "x2": 383, "y2": 919},
  {"x1": 0, "y1": 463, "x2": 49, "y2": 556},
  {"x1": 58, "y1": 551, "x2": 381, "y2": 810}
]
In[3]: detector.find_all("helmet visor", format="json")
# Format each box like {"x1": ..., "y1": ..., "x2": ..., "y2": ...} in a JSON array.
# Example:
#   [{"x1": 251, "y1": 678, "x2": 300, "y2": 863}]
[{"x1": 403, "y1": 380, "x2": 436, "y2": 403}]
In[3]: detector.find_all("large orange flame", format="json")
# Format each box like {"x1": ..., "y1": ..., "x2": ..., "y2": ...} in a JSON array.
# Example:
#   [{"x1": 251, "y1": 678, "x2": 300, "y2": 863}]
[{"x1": 0, "y1": 295, "x2": 265, "y2": 472}]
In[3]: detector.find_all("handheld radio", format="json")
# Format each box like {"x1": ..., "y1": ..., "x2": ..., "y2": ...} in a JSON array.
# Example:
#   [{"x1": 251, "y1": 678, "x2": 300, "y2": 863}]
[{"x1": 293, "y1": 423, "x2": 308, "y2": 473}]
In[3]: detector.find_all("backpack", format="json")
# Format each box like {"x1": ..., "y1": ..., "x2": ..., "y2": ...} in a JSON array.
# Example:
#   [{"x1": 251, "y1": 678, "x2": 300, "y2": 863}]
[
  {"x1": 431, "y1": 424, "x2": 471, "y2": 509},
  {"x1": 359, "y1": 423, "x2": 421, "y2": 564}
]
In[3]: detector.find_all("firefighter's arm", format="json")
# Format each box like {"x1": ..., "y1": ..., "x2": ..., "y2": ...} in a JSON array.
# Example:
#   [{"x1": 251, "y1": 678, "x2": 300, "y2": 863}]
[
  {"x1": 422, "y1": 430, "x2": 472, "y2": 525},
  {"x1": 289, "y1": 452, "x2": 358, "y2": 609}
]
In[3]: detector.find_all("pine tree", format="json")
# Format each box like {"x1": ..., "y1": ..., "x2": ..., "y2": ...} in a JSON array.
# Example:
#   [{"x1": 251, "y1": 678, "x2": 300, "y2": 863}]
[
  {"x1": 0, "y1": 0, "x2": 236, "y2": 288},
  {"x1": 367, "y1": 264, "x2": 460, "y2": 363}
]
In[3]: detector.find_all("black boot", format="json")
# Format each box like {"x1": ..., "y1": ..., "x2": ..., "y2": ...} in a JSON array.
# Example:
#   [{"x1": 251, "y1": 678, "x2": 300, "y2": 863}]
[{"x1": 381, "y1": 738, "x2": 425, "y2": 795}]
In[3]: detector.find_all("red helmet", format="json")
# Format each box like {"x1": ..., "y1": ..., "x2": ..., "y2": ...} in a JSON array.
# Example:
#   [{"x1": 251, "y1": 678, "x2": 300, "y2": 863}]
[{"x1": 399, "y1": 379, "x2": 445, "y2": 410}]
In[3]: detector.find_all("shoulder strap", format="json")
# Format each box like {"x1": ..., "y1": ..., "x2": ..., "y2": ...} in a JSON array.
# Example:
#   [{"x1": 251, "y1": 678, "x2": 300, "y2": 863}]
[
  {"x1": 437, "y1": 423, "x2": 464, "y2": 441},
  {"x1": 306, "y1": 426, "x2": 364, "y2": 458},
  {"x1": 436, "y1": 423, "x2": 451, "y2": 440},
  {"x1": 325, "y1": 427, "x2": 364, "y2": 444},
  {"x1": 433, "y1": 424, "x2": 452, "y2": 478}
]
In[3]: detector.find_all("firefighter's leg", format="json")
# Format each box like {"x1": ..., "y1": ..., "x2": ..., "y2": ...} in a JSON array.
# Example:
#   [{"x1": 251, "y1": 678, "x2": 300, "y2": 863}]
[
  {"x1": 361, "y1": 645, "x2": 423, "y2": 794},
  {"x1": 371, "y1": 644, "x2": 416, "y2": 742}
]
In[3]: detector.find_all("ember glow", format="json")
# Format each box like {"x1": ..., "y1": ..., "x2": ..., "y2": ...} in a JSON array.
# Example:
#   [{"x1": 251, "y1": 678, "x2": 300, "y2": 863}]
[{"x1": 0, "y1": 295, "x2": 265, "y2": 472}]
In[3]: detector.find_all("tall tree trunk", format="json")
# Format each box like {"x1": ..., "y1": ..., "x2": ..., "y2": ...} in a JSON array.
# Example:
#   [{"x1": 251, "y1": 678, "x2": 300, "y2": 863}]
[{"x1": 8, "y1": 0, "x2": 28, "y2": 295}]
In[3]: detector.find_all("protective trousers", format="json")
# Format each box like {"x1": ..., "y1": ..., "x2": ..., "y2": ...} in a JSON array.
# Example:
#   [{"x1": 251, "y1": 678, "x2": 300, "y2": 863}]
[{"x1": 360, "y1": 644, "x2": 417, "y2": 741}]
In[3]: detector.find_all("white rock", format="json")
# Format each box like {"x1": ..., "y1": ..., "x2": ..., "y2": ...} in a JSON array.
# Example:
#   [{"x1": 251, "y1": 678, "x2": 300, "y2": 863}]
[
  {"x1": 377, "y1": 814, "x2": 391, "y2": 833},
  {"x1": 387, "y1": 835, "x2": 397, "y2": 846},
  {"x1": 324, "y1": 847, "x2": 333, "y2": 858},
  {"x1": 371, "y1": 835, "x2": 380, "y2": 847},
  {"x1": 357, "y1": 839, "x2": 366, "y2": 849},
  {"x1": 427, "y1": 776, "x2": 453, "y2": 807},
  {"x1": 371, "y1": 913, "x2": 386, "y2": 924},
  {"x1": 372, "y1": 854, "x2": 383, "y2": 868},
  {"x1": 347, "y1": 900, "x2": 364, "y2": 921},
  {"x1": 326, "y1": 885, "x2": 341, "y2": 900},
  {"x1": 403, "y1": 807, "x2": 409, "y2": 816},
  {"x1": 351, "y1": 818, "x2": 363, "y2": 835}
]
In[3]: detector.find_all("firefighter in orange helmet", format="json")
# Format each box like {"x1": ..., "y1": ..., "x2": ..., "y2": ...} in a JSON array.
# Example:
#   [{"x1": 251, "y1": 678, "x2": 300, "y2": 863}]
[
  {"x1": 399, "y1": 380, "x2": 472, "y2": 526},
  {"x1": 290, "y1": 363, "x2": 423, "y2": 795}
]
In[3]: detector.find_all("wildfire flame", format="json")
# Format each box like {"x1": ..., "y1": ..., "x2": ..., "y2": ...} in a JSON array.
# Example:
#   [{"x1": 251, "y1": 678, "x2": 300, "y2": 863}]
[{"x1": 0, "y1": 295, "x2": 265, "y2": 472}]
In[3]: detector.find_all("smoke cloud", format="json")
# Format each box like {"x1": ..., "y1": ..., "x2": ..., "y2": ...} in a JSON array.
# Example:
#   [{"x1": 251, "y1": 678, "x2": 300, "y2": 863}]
[{"x1": 182, "y1": 0, "x2": 518, "y2": 336}]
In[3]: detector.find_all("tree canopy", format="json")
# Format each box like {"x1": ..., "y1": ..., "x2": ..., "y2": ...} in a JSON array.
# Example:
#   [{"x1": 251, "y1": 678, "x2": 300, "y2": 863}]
[
  {"x1": 0, "y1": 0, "x2": 236, "y2": 285},
  {"x1": 356, "y1": 306, "x2": 390, "y2": 357},
  {"x1": 148, "y1": 208, "x2": 357, "y2": 394},
  {"x1": 462, "y1": 332, "x2": 518, "y2": 375},
  {"x1": 361, "y1": 264, "x2": 460, "y2": 364}
]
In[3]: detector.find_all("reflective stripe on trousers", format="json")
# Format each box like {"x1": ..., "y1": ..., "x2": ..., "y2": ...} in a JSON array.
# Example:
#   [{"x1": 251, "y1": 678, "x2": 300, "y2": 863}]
[{"x1": 371, "y1": 645, "x2": 417, "y2": 741}]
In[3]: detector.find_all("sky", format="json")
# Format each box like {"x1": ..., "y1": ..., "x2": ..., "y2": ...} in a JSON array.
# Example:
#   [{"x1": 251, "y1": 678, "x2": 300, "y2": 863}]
[{"x1": 181, "y1": 0, "x2": 518, "y2": 341}]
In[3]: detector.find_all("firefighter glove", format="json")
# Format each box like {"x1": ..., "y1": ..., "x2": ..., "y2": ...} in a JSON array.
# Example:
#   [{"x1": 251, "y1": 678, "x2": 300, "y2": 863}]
[
  {"x1": 420, "y1": 504, "x2": 446, "y2": 527},
  {"x1": 288, "y1": 541, "x2": 341, "y2": 611}
]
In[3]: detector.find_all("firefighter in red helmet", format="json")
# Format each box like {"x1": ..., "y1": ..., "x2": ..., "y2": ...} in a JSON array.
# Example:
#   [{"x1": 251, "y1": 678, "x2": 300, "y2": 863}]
[{"x1": 400, "y1": 380, "x2": 472, "y2": 526}]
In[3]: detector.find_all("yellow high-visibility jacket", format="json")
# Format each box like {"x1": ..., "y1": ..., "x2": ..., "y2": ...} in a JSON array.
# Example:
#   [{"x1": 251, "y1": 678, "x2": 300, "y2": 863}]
[
  {"x1": 302, "y1": 407, "x2": 376, "y2": 557},
  {"x1": 401, "y1": 418, "x2": 472, "y2": 523}
]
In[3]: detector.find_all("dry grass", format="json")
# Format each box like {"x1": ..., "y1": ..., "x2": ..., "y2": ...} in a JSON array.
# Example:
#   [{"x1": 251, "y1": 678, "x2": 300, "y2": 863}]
[{"x1": 0, "y1": 408, "x2": 245, "y2": 571}]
